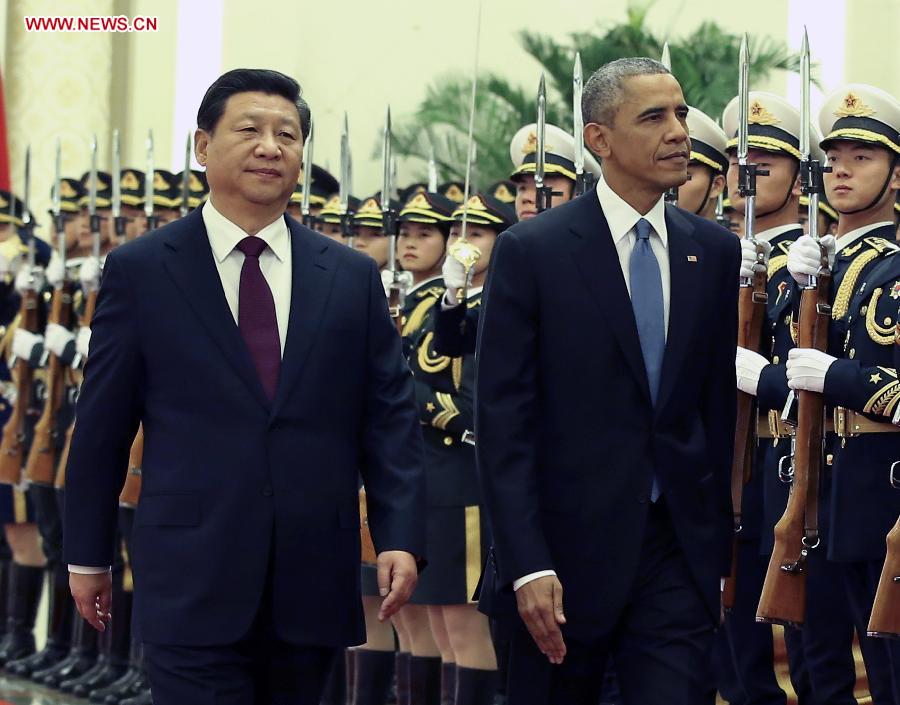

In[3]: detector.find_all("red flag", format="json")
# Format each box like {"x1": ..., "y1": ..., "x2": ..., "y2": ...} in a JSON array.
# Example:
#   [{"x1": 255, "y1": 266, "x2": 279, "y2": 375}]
[{"x1": 0, "y1": 66, "x2": 10, "y2": 190}]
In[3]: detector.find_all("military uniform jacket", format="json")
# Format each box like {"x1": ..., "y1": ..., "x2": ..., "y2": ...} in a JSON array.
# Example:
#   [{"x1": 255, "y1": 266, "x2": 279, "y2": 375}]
[
  {"x1": 399, "y1": 277, "x2": 444, "y2": 361},
  {"x1": 409, "y1": 290, "x2": 480, "y2": 508},
  {"x1": 823, "y1": 232, "x2": 900, "y2": 561}
]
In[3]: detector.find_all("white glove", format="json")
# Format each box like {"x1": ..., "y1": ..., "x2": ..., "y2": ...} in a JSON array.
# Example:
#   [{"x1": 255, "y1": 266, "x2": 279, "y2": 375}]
[
  {"x1": 44, "y1": 323, "x2": 75, "y2": 358},
  {"x1": 736, "y1": 346, "x2": 769, "y2": 396},
  {"x1": 380, "y1": 270, "x2": 392, "y2": 298},
  {"x1": 79, "y1": 257, "x2": 101, "y2": 293},
  {"x1": 442, "y1": 255, "x2": 475, "y2": 307},
  {"x1": 739, "y1": 238, "x2": 772, "y2": 280},
  {"x1": 75, "y1": 326, "x2": 92, "y2": 360},
  {"x1": 14, "y1": 265, "x2": 45, "y2": 294},
  {"x1": 786, "y1": 348, "x2": 836, "y2": 393},
  {"x1": 0, "y1": 254, "x2": 9, "y2": 278},
  {"x1": 12, "y1": 329, "x2": 43, "y2": 363},
  {"x1": 45, "y1": 256, "x2": 65, "y2": 289},
  {"x1": 787, "y1": 234, "x2": 836, "y2": 287}
]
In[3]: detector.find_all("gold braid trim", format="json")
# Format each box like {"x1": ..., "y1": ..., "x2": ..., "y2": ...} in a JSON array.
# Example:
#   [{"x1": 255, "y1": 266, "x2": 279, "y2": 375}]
[
  {"x1": 768, "y1": 255, "x2": 789, "y2": 279},
  {"x1": 865, "y1": 288, "x2": 896, "y2": 344},
  {"x1": 833, "y1": 249, "x2": 881, "y2": 320},
  {"x1": 432, "y1": 392, "x2": 460, "y2": 430},
  {"x1": 452, "y1": 357, "x2": 463, "y2": 391},
  {"x1": 402, "y1": 296, "x2": 439, "y2": 338},
  {"x1": 417, "y1": 331, "x2": 450, "y2": 374},
  {"x1": 0, "y1": 312, "x2": 19, "y2": 360},
  {"x1": 864, "y1": 380, "x2": 900, "y2": 416}
]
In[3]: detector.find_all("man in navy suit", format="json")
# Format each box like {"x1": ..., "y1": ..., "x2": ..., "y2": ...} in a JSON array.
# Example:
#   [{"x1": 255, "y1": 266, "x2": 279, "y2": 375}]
[
  {"x1": 475, "y1": 57, "x2": 740, "y2": 705},
  {"x1": 63, "y1": 69, "x2": 426, "y2": 705}
]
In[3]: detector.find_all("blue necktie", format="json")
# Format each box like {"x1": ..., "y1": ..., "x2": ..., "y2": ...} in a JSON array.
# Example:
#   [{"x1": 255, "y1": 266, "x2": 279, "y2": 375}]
[{"x1": 629, "y1": 218, "x2": 665, "y2": 500}]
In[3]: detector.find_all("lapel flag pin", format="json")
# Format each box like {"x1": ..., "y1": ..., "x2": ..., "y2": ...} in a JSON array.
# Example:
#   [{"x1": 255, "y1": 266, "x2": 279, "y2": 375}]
[{"x1": 687, "y1": 255, "x2": 698, "y2": 262}]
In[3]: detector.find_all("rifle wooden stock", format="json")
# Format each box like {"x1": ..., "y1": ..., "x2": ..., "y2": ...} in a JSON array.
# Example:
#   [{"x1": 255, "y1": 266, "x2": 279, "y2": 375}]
[
  {"x1": 0, "y1": 290, "x2": 40, "y2": 484},
  {"x1": 757, "y1": 276, "x2": 830, "y2": 627},
  {"x1": 868, "y1": 516, "x2": 900, "y2": 638},
  {"x1": 119, "y1": 426, "x2": 143, "y2": 507},
  {"x1": 24, "y1": 283, "x2": 73, "y2": 485},
  {"x1": 54, "y1": 282, "x2": 99, "y2": 491},
  {"x1": 388, "y1": 287, "x2": 403, "y2": 336},
  {"x1": 723, "y1": 265, "x2": 768, "y2": 609}
]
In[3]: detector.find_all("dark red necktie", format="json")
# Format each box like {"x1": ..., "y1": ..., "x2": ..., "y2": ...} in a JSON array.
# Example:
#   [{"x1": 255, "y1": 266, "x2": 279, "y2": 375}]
[{"x1": 236, "y1": 236, "x2": 280, "y2": 401}]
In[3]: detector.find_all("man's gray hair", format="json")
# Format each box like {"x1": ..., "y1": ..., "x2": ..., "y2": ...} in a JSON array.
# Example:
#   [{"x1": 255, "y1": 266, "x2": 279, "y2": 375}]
[{"x1": 581, "y1": 57, "x2": 670, "y2": 126}]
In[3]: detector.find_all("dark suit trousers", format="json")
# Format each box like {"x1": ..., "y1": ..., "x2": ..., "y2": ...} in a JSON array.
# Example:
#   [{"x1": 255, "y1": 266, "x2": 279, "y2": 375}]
[
  {"x1": 143, "y1": 542, "x2": 337, "y2": 705},
  {"x1": 507, "y1": 500, "x2": 715, "y2": 705}
]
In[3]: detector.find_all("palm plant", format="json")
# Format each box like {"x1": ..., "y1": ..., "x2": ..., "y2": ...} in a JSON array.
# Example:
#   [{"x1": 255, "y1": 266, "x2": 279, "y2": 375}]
[{"x1": 393, "y1": 2, "x2": 804, "y2": 186}]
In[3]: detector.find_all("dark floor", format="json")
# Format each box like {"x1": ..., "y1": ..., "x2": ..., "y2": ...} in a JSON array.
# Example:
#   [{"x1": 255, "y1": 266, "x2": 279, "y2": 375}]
[{"x1": 0, "y1": 674, "x2": 89, "y2": 704}]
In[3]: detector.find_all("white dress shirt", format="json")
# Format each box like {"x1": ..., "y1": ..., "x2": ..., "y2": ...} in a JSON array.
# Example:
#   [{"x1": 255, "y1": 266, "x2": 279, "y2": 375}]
[
  {"x1": 70, "y1": 198, "x2": 294, "y2": 575},
  {"x1": 513, "y1": 177, "x2": 671, "y2": 592}
]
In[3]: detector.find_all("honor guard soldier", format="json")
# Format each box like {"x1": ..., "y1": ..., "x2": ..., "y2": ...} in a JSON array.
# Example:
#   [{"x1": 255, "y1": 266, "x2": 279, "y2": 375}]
[
  {"x1": 395, "y1": 192, "x2": 456, "y2": 360},
  {"x1": 286, "y1": 164, "x2": 338, "y2": 221},
  {"x1": 725, "y1": 92, "x2": 859, "y2": 705},
  {"x1": 118, "y1": 169, "x2": 147, "y2": 240},
  {"x1": 353, "y1": 194, "x2": 397, "y2": 271},
  {"x1": 508, "y1": 122, "x2": 601, "y2": 221},
  {"x1": 148, "y1": 170, "x2": 182, "y2": 227},
  {"x1": 405, "y1": 193, "x2": 515, "y2": 705},
  {"x1": 176, "y1": 169, "x2": 209, "y2": 212},
  {"x1": 0, "y1": 191, "x2": 49, "y2": 673},
  {"x1": 676, "y1": 107, "x2": 729, "y2": 220},
  {"x1": 315, "y1": 194, "x2": 359, "y2": 243},
  {"x1": 786, "y1": 83, "x2": 900, "y2": 701}
]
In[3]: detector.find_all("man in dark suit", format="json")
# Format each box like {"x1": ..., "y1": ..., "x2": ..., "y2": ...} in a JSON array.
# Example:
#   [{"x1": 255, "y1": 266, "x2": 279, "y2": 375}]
[
  {"x1": 63, "y1": 68, "x2": 426, "y2": 705},
  {"x1": 475, "y1": 57, "x2": 740, "y2": 705}
]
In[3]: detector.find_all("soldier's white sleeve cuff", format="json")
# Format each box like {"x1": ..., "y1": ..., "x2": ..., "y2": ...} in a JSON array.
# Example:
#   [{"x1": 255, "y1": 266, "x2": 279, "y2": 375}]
[
  {"x1": 68, "y1": 564, "x2": 111, "y2": 575},
  {"x1": 513, "y1": 570, "x2": 557, "y2": 591},
  {"x1": 441, "y1": 291, "x2": 462, "y2": 311}
]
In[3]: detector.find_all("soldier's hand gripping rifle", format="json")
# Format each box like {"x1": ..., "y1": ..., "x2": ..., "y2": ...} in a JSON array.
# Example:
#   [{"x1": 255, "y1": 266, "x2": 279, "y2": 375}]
[
  {"x1": 25, "y1": 140, "x2": 75, "y2": 486},
  {"x1": 866, "y1": 328, "x2": 900, "y2": 638},
  {"x1": 0, "y1": 147, "x2": 40, "y2": 485},
  {"x1": 757, "y1": 30, "x2": 830, "y2": 627},
  {"x1": 723, "y1": 35, "x2": 770, "y2": 610},
  {"x1": 573, "y1": 53, "x2": 595, "y2": 197}
]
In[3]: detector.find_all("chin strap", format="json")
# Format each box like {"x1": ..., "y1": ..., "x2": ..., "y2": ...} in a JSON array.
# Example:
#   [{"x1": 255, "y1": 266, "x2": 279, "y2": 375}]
[
  {"x1": 835, "y1": 154, "x2": 899, "y2": 216},
  {"x1": 694, "y1": 172, "x2": 716, "y2": 216}
]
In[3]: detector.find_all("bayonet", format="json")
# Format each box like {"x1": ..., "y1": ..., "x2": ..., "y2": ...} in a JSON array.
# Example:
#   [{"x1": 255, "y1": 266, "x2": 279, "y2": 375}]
[
  {"x1": 382, "y1": 106, "x2": 406, "y2": 326},
  {"x1": 180, "y1": 132, "x2": 191, "y2": 217},
  {"x1": 22, "y1": 146, "x2": 35, "y2": 272},
  {"x1": 799, "y1": 27, "x2": 829, "y2": 257},
  {"x1": 339, "y1": 112, "x2": 354, "y2": 246},
  {"x1": 446, "y1": 0, "x2": 484, "y2": 303},
  {"x1": 52, "y1": 139, "x2": 66, "y2": 262},
  {"x1": 663, "y1": 43, "x2": 681, "y2": 204},
  {"x1": 427, "y1": 147, "x2": 438, "y2": 193},
  {"x1": 535, "y1": 73, "x2": 553, "y2": 212},
  {"x1": 88, "y1": 135, "x2": 101, "y2": 262},
  {"x1": 144, "y1": 130, "x2": 157, "y2": 230},
  {"x1": 573, "y1": 52, "x2": 594, "y2": 196},
  {"x1": 301, "y1": 121, "x2": 315, "y2": 226},
  {"x1": 112, "y1": 129, "x2": 127, "y2": 242}
]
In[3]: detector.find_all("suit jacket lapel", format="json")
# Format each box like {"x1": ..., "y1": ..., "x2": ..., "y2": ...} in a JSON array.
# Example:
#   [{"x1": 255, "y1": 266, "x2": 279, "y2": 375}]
[
  {"x1": 569, "y1": 195, "x2": 651, "y2": 405},
  {"x1": 161, "y1": 209, "x2": 270, "y2": 410},
  {"x1": 270, "y1": 220, "x2": 337, "y2": 417},
  {"x1": 656, "y1": 205, "x2": 702, "y2": 414}
]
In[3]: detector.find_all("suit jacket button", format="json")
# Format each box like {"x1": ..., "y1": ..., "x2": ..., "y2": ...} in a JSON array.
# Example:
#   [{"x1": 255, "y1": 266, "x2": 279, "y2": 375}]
[{"x1": 262, "y1": 485, "x2": 273, "y2": 497}]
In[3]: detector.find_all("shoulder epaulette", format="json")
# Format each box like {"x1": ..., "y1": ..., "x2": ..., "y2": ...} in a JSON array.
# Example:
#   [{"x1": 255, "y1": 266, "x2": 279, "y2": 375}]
[{"x1": 863, "y1": 236, "x2": 899, "y2": 254}]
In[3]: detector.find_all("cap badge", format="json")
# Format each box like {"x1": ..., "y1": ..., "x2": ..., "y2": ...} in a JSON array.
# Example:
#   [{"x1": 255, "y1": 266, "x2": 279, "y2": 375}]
[
  {"x1": 153, "y1": 172, "x2": 169, "y2": 191},
  {"x1": 748, "y1": 100, "x2": 779, "y2": 126},
  {"x1": 444, "y1": 184, "x2": 464, "y2": 203},
  {"x1": 834, "y1": 92, "x2": 876, "y2": 118},
  {"x1": 121, "y1": 172, "x2": 140, "y2": 190}
]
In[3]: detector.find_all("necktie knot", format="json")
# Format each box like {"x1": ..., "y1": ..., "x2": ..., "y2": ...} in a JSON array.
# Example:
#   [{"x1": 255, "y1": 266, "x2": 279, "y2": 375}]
[
  {"x1": 635, "y1": 218, "x2": 653, "y2": 241},
  {"x1": 237, "y1": 236, "x2": 267, "y2": 259}
]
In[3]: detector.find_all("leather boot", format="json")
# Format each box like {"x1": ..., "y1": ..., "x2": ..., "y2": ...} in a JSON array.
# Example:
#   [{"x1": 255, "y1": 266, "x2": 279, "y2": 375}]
[
  {"x1": 409, "y1": 656, "x2": 441, "y2": 705},
  {"x1": 0, "y1": 563, "x2": 43, "y2": 665},
  {"x1": 92, "y1": 638, "x2": 146, "y2": 704},
  {"x1": 440, "y1": 663, "x2": 456, "y2": 705},
  {"x1": 121, "y1": 689, "x2": 153, "y2": 705},
  {"x1": 7, "y1": 565, "x2": 72, "y2": 676},
  {"x1": 395, "y1": 652, "x2": 411, "y2": 705},
  {"x1": 454, "y1": 667, "x2": 499, "y2": 705},
  {"x1": 64, "y1": 586, "x2": 131, "y2": 695},
  {"x1": 34, "y1": 601, "x2": 98, "y2": 687},
  {"x1": 352, "y1": 649, "x2": 395, "y2": 705}
]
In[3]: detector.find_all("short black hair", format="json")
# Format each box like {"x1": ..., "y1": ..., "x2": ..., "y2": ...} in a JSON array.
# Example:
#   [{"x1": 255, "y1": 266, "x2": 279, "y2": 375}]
[{"x1": 197, "y1": 68, "x2": 311, "y2": 138}]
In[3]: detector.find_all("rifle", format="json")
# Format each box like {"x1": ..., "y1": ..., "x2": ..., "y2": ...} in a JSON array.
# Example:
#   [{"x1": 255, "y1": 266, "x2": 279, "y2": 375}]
[
  {"x1": 381, "y1": 106, "x2": 407, "y2": 334},
  {"x1": 111, "y1": 130, "x2": 128, "y2": 243},
  {"x1": 180, "y1": 132, "x2": 192, "y2": 218},
  {"x1": 534, "y1": 74, "x2": 555, "y2": 213},
  {"x1": 0, "y1": 147, "x2": 40, "y2": 485},
  {"x1": 144, "y1": 130, "x2": 158, "y2": 231},
  {"x1": 723, "y1": 35, "x2": 769, "y2": 609},
  {"x1": 339, "y1": 114, "x2": 355, "y2": 247},
  {"x1": 757, "y1": 29, "x2": 830, "y2": 626},
  {"x1": 118, "y1": 426, "x2": 143, "y2": 508},
  {"x1": 660, "y1": 43, "x2": 681, "y2": 205},
  {"x1": 300, "y1": 122, "x2": 316, "y2": 228},
  {"x1": 25, "y1": 140, "x2": 74, "y2": 486}
]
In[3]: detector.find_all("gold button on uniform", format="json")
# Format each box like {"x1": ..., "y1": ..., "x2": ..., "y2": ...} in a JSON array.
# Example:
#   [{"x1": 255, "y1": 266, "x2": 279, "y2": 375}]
[{"x1": 443, "y1": 436, "x2": 453, "y2": 446}]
